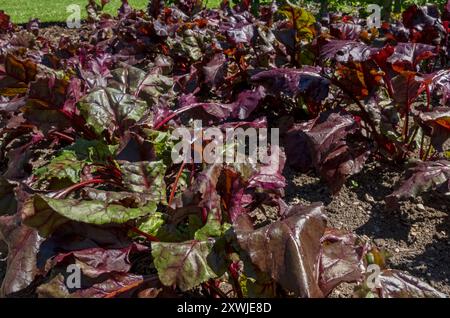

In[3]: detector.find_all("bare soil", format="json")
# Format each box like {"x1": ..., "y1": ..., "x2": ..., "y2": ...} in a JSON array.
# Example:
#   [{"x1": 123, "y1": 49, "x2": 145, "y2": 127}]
[{"x1": 284, "y1": 160, "x2": 450, "y2": 297}]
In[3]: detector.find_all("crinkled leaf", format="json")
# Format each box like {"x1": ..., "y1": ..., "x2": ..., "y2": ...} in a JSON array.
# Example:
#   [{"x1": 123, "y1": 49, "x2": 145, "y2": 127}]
[
  {"x1": 37, "y1": 273, "x2": 146, "y2": 298},
  {"x1": 44, "y1": 243, "x2": 146, "y2": 278},
  {"x1": 109, "y1": 65, "x2": 173, "y2": 104},
  {"x1": 36, "y1": 274, "x2": 70, "y2": 298},
  {"x1": 284, "y1": 111, "x2": 368, "y2": 193},
  {"x1": 415, "y1": 107, "x2": 450, "y2": 152},
  {"x1": 78, "y1": 87, "x2": 148, "y2": 138},
  {"x1": 426, "y1": 70, "x2": 450, "y2": 106},
  {"x1": 0, "y1": 218, "x2": 44, "y2": 296},
  {"x1": 252, "y1": 68, "x2": 329, "y2": 107},
  {"x1": 22, "y1": 195, "x2": 158, "y2": 237},
  {"x1": 202, "y1": 53, "x2": 227, "y2": 88},
  {"x1": 320, "y1": 40, "x2": 377, "y2": 63},
  {"x1": 84, "y1": 188, "x2": 150, "y2": 208},
  {"x1": 26, "y1": 76, "x2": 69, "y2": 110},
  {"x1": 72, "y1": 273, "x2": 145, "y2": 298},
  {"x1": 319, "y1": 229, "x2": 367, "y2": 296},
  {"x1": 387, "y1": 43, "x2": 437, "y2": 73},
  {"x1": 236, "y1": 203, "x2": 326, "y2": 297},
  {"x1": 135, "y1": 212, "x2": 165, "y2": 237},
  {"x1": 33, "y1": 139, "x2": 117, "y2": 187},
  {"x1": 33, "y1": 150, "x2": 83, "y2": 185},
  {"x1": 119, "y1": 161, "x2": 166, "y2": 202},
  {"x1": 278, "y1": 5, "x2": 316, "y2": 42},
  {"x1": 151, "y1": 239, "x2": 224, "y2": 291},
  {"x1": 377, "y1": 270, "x2": 447, "y2": 298},
  {"x1": 0, "y1": 55, "x2": 37, "y2": 96},
  {"x1": 194, "y1": 211, "x2": 231, "y2": 241},
  {"x1": 386, "y1": 160, "x2": 450, "y2": 207},
  {"x1": 65, "y1": 138, "x2": 118, "y2": 162},
  {"x1": 330, "y1": 23, "x2": 362, "y2": 41}
]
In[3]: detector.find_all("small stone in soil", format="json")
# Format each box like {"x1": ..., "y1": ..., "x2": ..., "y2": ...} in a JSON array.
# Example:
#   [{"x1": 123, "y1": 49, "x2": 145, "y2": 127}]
[
  {"x1": 394, "y1": 248, "x2": 400, "y2": 253},
  {"x1": 417, "y1": 203, "x2": 425, "y2": 211},
  {"x1": 374, "y1": 238, "x2": 385, "y2": 246},
  {"x1": 364, "y1": 193, "x2": 375, "y2": 203}
]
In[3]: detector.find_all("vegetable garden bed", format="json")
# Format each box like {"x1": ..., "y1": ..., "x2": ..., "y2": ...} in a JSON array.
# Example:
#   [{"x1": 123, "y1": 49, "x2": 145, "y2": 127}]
[{"x1": 0, "y1": 0, "x2": 449, "y2": 298}]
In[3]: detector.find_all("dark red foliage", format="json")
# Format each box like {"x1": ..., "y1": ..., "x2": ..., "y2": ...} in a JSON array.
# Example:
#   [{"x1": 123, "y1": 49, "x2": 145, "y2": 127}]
[{"x1": 0, "y1": 2, "x2": 448, "y2": 299}]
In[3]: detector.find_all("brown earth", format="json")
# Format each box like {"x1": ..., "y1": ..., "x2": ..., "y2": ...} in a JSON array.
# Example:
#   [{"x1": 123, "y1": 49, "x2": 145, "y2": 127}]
[{"x1": 284, "y1": 160, "x2": 450, "y2": 297}]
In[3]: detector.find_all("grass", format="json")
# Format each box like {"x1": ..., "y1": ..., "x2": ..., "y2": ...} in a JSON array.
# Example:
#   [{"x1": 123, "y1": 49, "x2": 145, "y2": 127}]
[{"x1": 0, "y1": 0, "x2": 221, "y2": 24}]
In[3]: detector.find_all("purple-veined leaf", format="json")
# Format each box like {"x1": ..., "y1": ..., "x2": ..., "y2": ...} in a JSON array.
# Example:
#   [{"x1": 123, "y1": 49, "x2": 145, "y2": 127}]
[
  {"x1": 386, "y1": 160, "x2": 450, "y2": 208},
  {"x1": 119, "y1": 160, "x2": 167, "y2": 201},
  {"x1": 77, "y1": 87, "x2": 148, "y2": 139},
  {"x1": 108, "y1": 65, "x2": 174, "y2": 105},
  {"x1": 284, "y1": 111, "x2": 369, "y2": 193},
  {"x1": 387, "y1": 43, "x2": 437, "y2": 72},
  {"x1": 22, "y1": 195, "x2": 159, "y2": 237},
  {"x1": 0, "y1": 215, "x2": 44, "y2": 296},
  {"x1": 320, "y1": 40, "x2": 377, "y2": 63},
  {"x1": 37, "y1": 273, "x2": 148, "y2": 298},
  {"x1": 414, "y1": 107, "x2": 450, "y2": 152},
  {"x1": 236, "y1": 203, "x2": 327, "y2": 297},
  {"x1": 319, "y1": 229, "x2": 368, "y2": 296},
  {"x1": 391, "y1": 71, "x2": 425, "y2": 110},
  {"x1": 151, "y1": 239, "x2": 225, "y2": 291},
  {"x1": 44, "y1": 243, "x2": 147, "y2": 278},
  {"x1": 330, "y1": 23, "x2": 362, "y2": 41},
  {"x1": 376, "y1": 270, "x2": 447, "y2": 298}
]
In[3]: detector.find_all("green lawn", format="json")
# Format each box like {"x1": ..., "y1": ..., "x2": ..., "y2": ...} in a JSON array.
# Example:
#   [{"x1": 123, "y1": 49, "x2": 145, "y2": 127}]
[{"x1": 0, "y1": 0, "x2": 220, "y2": 24}]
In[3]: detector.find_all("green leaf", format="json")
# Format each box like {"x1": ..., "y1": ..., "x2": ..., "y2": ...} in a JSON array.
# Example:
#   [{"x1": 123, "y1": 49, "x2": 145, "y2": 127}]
[
  {"x1": 84, "y1": 188, "x2": 150, "y2": 207},
  {"x1": 135, "y1": 212, "x2": 165, "y2": 237},
  {"x1": 169, "y1": 31, "x2": 204, "y2": 61},
  {"x1": 33, "y1": 150, "x2": 83, "y2": 185},
  {"x1": 119, "y1": 160, "x2": 167, "y2": 203},
  {"x1": 194, "y1": 209, "x2": 231, "y2": 241},
  {"x1": 109, "y1": 65, "x2": 173, "y2": 104},
  {"x1": 143, "y1": 129, "x2": 177, "y2": 165},
  {"x1": 65, "y1": 138, "x2": 118, "y2": 162},
  {"x1": 151, "y1": 239, "x2": 222, "y2": 291},
  {"x1": 278, "y1": 4, "x2": 316, "y2": 42},
  {"x1": 23, "y1": 195, "x2": 158, "y2": 237},
  {"x1": 33, "y1": 139, "x2": 117, "y2": 188},
  {"x1": 77, "y1": 87, "x2": 148, "y2": 138}
]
